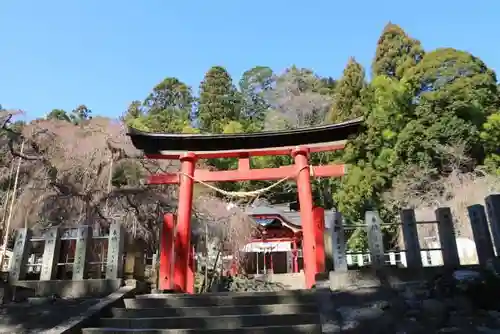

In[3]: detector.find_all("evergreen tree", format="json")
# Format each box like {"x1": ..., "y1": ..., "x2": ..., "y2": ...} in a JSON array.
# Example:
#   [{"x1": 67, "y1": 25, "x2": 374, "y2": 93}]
[
  {"x1": 124, "y1": 101, "x2": 143, "y2": 120},
  {"x1": 337, "y1": 48, "x2": 499, "y2": 224},
  {"x1": 145, "y1": 77, "x2": 194, "y2": 115},
  {"x1": 239, "y1": 66, "x2": 274, "y2": 131},
  {"x1": 404, "y1": 48, "x2": 500, "y2": 165},
  {"x1": 405, "y1": 48, "x2": 499, "y2": 124},
  {"x1": 481, "y1": 112, "x2": 500, "y2": 173},
  {"x1": 319, "y1": 77, "x2": 337, "y2": 96},
  {"x1": 197, "y1": 66, "x2": 241, "y2": 133},
  {"x1": 70, "y1": 105, "x2": 92, "y2": 125},
  {"x1": 327, "y1": 57, "x2": 366, "y2": 123},
  {"x1": 372, "y1": 23, "x2": 425, "y2": 80},
  {"x1": 124, "y1": 77, "x2": 194, "y2": 133},
  {"x1": 46, "y1": 109, "x2": 71, "y2": 122}
]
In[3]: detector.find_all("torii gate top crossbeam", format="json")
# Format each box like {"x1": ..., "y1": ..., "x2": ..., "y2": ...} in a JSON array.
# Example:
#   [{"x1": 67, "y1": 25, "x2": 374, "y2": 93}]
[
  {"x1": 127, "y1": 118, "x2": 363, "y2": 159},
  {"x1": 145, "y1": 141, "x2": 346, "y2": 160},
  {"x1": 148, "y1": 163, "x2": 345, "y2": 184}
]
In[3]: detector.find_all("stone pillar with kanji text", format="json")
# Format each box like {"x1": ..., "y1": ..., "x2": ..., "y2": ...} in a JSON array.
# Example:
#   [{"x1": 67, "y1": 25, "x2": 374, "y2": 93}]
[
  {"x1": 331, "y1": 212, "x2": 347, "y2": 271},
  {"x1": 106, "y1": 223, "x2": 125, "y2": 279},
  {"x1": 366, "y1": 211, "x2": 385, "y2": 269},
  {"x1": 40, "y1": 227, "x2": 61, "y2": 281},
  {"x1": 73, "y1": 226, "x2": 92, "y2": 280},
  {"x1": 9, "y1": 228, "x2": 32, "y2": 282}
]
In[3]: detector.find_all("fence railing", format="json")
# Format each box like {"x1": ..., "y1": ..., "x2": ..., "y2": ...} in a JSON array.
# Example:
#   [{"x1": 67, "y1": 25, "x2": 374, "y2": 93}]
[
  {"x1": 5, "y1": 194, "x2": 500, "y2": 283},
  {"x1": 345, "y1": 250, "x2": 443, "y2": 267},
  {"x1": 330, "y1": 194, "x2": 500, "y2": 271},
  {"x1": 7, "y1": 223, "x2": 125, "y2": 282}
]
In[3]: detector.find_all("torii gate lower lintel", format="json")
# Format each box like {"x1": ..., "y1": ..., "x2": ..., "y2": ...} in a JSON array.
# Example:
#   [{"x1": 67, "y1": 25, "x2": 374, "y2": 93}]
[{"x1": 127, "y1": 118, "x2": 363, "y2": 293}]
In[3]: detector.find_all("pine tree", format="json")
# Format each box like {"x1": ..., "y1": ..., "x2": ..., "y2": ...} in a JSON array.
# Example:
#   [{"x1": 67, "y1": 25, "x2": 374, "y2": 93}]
[
  {"x1": 328, "y1": 57, "x2": 366, "y2": 123},
  {"x1": 372, "y1": 22, "x2": 425, "y2": 80},
  {"x1": 197, "y1": 66, "x2": 241, "y2": 133}
]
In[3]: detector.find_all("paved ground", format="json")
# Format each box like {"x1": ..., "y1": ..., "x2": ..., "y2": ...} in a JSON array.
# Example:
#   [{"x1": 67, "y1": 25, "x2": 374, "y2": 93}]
[{"x1": 0, "y1": 297, "x2": 100, "y2": 334}]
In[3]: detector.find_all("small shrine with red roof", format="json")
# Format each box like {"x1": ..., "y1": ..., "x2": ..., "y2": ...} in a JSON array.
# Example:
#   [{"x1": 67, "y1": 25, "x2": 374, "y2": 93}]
[{"x1": 237, "y1": 204, "x2": 334, "y2": 275}]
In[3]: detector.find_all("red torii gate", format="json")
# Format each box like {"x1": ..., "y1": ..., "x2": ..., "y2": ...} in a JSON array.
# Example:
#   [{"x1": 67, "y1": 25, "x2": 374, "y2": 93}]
[{"x1": 128, "y1": 118, "x2": 362, "y2": 293}]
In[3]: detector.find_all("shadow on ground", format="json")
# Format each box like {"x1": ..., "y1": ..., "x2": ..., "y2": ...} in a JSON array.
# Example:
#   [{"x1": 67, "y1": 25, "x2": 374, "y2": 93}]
[
  {"x1": 0, "y1": 297, "x2": 101, "y2": 334},
  {"x1": 0, "y1": 279, "x2": 121, "y2": 334},
  {"x1": 3, "y1": 268, "x2": 500, "y2": 333}
]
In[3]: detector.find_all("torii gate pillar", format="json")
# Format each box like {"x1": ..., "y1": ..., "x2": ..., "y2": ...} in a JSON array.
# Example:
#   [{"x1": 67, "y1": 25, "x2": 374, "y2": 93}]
[
  {"x1": 174, "y1": 152, "x2": 196, "y2": 293},
  {"x1": 292, "y1": 147, "x2": 317, "y2": 288}
]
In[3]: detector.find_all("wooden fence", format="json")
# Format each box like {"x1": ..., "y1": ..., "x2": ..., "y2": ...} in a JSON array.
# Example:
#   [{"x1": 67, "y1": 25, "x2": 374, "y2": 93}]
[{"x1": 5, "y1": 193, "x2": 500, "y2": 283}]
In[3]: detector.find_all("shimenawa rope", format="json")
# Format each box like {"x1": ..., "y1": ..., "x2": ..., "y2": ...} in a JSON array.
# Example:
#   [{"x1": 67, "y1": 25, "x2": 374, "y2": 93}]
[{"x1": 179, "y1": 165, "x2": 315, "y2": 198}]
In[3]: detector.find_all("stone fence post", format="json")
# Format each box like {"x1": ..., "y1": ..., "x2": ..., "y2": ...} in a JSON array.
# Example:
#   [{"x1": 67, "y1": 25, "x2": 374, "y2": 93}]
[
  {"x1": 73, "y1": 226, "x2": 92, "y2": 280},
  {"x1": 485, "y1": 194, "x2": 500, "y2": 255},
  {"x1": 365, "y1": 211, "x2": 384, "y2": 269},
  {"x1": 467, "y1": 204, "x2": 495, "y2": 266},
  {"x1": 400, "y1": 209, "x2": 422, "y2": 269},
  {"x1": 435, "y1": 207, "x2": 460, "y2": 267},
  {"x1": 9, "y1": 228, "x2": 32, "y2": 282},
  {"x1": 331, "y1": 212, "x2": 347, "y2": 271},
  {"x1": 106, "y1": 222, "x2": 125, "y2": 279},
  {"x1": 40, "y1": 227, "x2": 61, "y2": 281}
]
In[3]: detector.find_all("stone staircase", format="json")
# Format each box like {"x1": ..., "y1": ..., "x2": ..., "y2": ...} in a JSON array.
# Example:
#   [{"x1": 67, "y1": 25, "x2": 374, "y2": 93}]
[{"x1": 82, "y1": 290, "x2": 322, "y2": 333}]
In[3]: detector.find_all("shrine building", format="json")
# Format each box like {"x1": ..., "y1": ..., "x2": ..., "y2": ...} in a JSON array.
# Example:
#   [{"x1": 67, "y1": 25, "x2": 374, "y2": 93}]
[{"x1": 239, "y1": 205, "x2": 337, "y2": 275}]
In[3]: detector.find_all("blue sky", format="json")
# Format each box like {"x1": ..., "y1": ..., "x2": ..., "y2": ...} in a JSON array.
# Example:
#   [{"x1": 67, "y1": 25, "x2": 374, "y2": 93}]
[{"x1": 1, "y1": 1, "x2": 499, "y2": 121}]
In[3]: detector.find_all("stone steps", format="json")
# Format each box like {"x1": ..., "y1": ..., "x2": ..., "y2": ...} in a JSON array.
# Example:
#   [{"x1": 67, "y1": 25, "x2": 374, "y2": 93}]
[
  {"x1": 82, "y1": 290, "x2": 322, "y2": 334},
  {"x1": 111, "y1": 303, "x2": 318, "y2": 318},
  {"x1": 99, "y1": 313, "x2": 320, "y2": 330},
  {"x1": 82, "y1": 324, "x2": 320, "y2": 333},
  {"x1": 136, "y1": 290, "x2": 314, "y2": 298},
  {"x1": 125, "y1": 291, "x2": 316, "y2": 308}
]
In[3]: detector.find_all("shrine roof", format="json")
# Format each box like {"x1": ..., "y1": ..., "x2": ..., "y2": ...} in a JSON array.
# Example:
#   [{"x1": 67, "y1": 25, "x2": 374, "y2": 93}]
[
  {"x1": 246, "y1": 205, "x2": 336, "y2": 229},
  {"x1": 127, "y1": 118, "x2": 363, "y2": 156}
]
